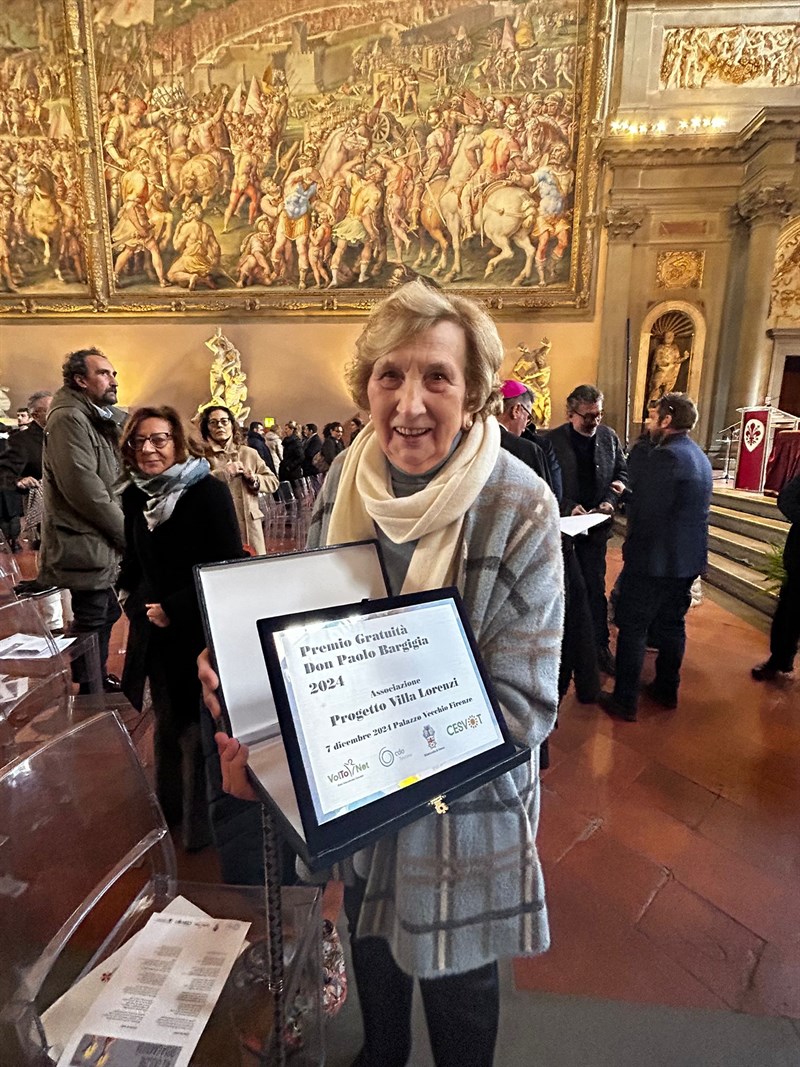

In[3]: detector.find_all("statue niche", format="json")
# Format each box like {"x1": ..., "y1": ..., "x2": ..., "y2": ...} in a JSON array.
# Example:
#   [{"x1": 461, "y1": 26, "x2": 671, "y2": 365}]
[{"x1": 643, "y1": 311, "x2": 695, "y2": 419}]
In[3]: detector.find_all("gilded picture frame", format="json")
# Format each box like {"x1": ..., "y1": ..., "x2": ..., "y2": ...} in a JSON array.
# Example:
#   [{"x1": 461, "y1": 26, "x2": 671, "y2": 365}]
[{"x1": 0, "y1": 0, "x2": 608, "y2": 317}]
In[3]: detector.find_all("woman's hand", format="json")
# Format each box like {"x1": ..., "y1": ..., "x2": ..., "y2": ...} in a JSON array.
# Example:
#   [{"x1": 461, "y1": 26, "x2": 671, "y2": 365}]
[
  {"x1": 223, "y1": 460, "x2": 243, "y2": 478},
  {"x1": 215, "y1": 733, "x2": 259, "y2": 801},
  {"x1": 198, "y1": 648, "x2": 222, "y2": 718},
  {"x1": 146, "y1": 603, "x2": 170, "y2": 627},
  {"x1": 198, "y1": 649, "x2": 258, "y2": 801}
]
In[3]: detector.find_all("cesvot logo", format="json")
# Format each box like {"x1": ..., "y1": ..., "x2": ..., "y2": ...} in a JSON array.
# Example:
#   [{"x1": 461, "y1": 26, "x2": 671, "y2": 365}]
[
  {"x1": 327, "y1": 758, "x2": 368, "y2": 783},
  {"x1": 447, "y1": 713, "x2": 483, "y2": 736}
]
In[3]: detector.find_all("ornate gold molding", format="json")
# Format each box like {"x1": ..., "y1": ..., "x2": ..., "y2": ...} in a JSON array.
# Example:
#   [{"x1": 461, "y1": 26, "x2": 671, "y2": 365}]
[{"x1": 656, "y1": 250, "x2": 704, "y2": 289}]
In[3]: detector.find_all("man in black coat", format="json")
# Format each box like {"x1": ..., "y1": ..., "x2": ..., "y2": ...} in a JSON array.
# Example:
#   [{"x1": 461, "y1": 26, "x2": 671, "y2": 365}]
[
  {"x1": 302, "y1": 423, "x2": 323, "y2": 477},
  {"x1": 544, "y1": 384, "x2": 627, "y2": 674},
  {"x1": 246, "y1": 421, "x2": 277, "y2": 476},
  {"x1": 599, "y1": 393, "x2": 712, "y2": 721},
  {"x1": 0, "y1": 392, "x2": 51, "y2": 548},
  {"x1": 752, "y1": 474, "x2": 800, "y2": 681},
  {"x1": 497, "y1": 381, "x2": 553, "y2": 490}
]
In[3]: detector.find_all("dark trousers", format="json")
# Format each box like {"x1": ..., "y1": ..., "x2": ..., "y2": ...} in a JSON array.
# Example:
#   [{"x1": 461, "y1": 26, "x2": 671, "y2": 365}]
[
  {"x1": 559, "y1": 537, "x2": 600, "y2": 702},
  {"x1": 613, "y1": 571, "x2": 695, "y2": 710},
  {"x1": 68, "y1": 587, "x2": 121, "y2": 683},
  {"x1": 769, "y1": 571, "x2": 800, "y2": 671},
  {"x1": 149, "y1": 659, "x2": 211, "y2": 852},
  {"x1": 573, "y1": 531, "x2": 610, "y2": 650},
  {"x1": 344, "y1": 881, "x2": 500, "y2": 1067}
]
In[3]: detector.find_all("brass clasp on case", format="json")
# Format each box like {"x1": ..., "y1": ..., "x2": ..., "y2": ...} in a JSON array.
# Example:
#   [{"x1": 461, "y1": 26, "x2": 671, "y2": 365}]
[{"x1": 430, "y1": 795, "x2": 449, "y2": 814}]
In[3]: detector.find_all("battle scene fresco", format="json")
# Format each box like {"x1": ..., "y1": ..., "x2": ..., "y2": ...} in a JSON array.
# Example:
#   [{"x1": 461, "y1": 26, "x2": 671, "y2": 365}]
[
  {"x1": 0, "y1": 0, "x2": 603, "y2": 314},
  {"x1": 0, "y1": 0, "x2": 91, "y2": 296}
]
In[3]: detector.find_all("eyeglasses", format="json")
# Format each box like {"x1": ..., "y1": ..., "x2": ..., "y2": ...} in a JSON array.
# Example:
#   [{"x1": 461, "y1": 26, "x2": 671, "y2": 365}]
[
  {"x1": 574, "y1": 410, "x2": 603, "y2": 423},
  {"x1": 128, "y1": 432, "x2": 173, "y2": 452},
  {"x1": 207, "y1": 418, "x2": 231, "y2": 427}
]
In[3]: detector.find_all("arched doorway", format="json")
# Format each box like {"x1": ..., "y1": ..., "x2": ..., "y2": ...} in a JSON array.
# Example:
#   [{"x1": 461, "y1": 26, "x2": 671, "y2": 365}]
[{"x1": 633, "y1": 301, "x2": 706, "y2": 433}]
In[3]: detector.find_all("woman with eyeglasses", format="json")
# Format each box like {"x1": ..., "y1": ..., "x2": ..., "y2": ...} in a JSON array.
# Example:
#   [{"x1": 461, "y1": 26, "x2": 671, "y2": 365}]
[
  {"x1": 118, "y1": 406, "x2": 243, "y2": 850},
  {"x1": 199, "y1": 405, "x2": 278, "y2": 555}
]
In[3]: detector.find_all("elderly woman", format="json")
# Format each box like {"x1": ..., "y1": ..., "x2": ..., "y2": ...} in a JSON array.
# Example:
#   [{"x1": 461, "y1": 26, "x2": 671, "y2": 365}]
[
  {"x1": 199, "y1": 405, "x2": 278, "y2": 555},
  {"x1": 207, "y1": 280, "x2": 563, "y2": 1067},
  {"x1": 118, "y1": 406, "x2": 243, "y2": 851}
]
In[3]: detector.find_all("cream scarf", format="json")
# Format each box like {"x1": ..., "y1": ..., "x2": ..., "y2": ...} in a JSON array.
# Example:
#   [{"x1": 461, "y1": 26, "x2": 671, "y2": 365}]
[{"x1": 326, "y1": 416, "x2": 501, "y2": 593}]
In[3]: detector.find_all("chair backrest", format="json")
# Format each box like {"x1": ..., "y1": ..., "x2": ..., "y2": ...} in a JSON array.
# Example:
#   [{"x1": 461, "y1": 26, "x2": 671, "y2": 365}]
[
  {"x1": 0, "y1": 533, "x2": 22, "y2": 586},
  {"x1": 0, "y1": 711, "x2": 177, "y2": 1062},
  {"x1": 0, "y1": 597, "x2": 73, "y2": 765}
]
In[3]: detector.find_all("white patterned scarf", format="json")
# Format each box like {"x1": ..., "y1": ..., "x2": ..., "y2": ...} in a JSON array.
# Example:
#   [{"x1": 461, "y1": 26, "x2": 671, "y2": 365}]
[
  {"x1": 327, "y1": 417, "x2": 501, "y2": 593},
  {"x1": 129, "y1": 456, "x2": 210, "y2": 530}
]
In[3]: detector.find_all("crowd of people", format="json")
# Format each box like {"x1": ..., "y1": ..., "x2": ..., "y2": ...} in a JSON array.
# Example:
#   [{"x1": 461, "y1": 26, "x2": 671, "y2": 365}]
[{"x1": 3, "y1": 283, "x2": 798, "y2": 1067}]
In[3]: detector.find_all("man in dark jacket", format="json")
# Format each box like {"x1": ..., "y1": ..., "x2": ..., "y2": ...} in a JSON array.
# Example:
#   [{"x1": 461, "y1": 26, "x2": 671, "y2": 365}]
[
  {"x1": 246, "y1": 421, "x2": 277, "y2": 476},
  {"x1": 0, "y1": 390, "x2": 52, "y2": 552},
  {"x1": 38, "y1": 349, "x2": 126, "y2": 692},
  {"x1": 497, "y1": 381, "x2": 554, "y2": 491},
  {"x1": 752, "y1": 474, "x2": 800, "y2": 680},
  {"x1": 544, "y1": 384, "x2": 627, "y2": 674},
  {"x1": 0, "y1": 390, "x2": 50, "y2": 546},
  {"x1": 599, "y1": 393, "x2": 712, "y2": 721},
  {"x1": 302, "y1": 423, "x2": 323, "y2": 477}
]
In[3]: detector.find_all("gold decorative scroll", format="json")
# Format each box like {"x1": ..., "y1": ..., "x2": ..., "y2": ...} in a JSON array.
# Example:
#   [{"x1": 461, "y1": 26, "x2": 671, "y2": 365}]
[{"x1": 656, "y1": 250, "x2": 704, "y2": 290}]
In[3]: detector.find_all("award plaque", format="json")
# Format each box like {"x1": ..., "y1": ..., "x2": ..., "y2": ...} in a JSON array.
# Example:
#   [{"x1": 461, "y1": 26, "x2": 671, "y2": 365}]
[
  {"x1": 195, "y1": 541, "x2": 390, "y2": 745},
  {"x1": 254, "y1": 588, "x2": 530, "y2": 870}
]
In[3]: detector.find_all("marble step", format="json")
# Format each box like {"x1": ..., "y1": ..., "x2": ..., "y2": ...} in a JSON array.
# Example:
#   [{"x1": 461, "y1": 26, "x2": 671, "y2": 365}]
[
  {"x1": 707, "y1": 526, "x2": 778, "y2": 570},
  {"x1": 704, "y1": 550, "x2": 778, "y2": 617},
  {"x1": 710, "y1": 488, "x2": 789, "y2": 523},
  {"x1": 708, "y1": 504, "x2": 788, "y2": 548}
]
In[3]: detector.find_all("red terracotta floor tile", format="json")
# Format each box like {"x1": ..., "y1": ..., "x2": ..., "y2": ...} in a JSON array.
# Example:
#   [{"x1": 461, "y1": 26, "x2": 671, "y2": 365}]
[
  {"x1": 635, "y1": 878, "x2": 764, "y2": 1010},
  {"x1": 537, "y1": 786, "x2": 599, "y2": 865},
  {"x1": 602, "y1": 794, "x2": 800, "y2": 949},
  {"x1": 621, "y1": 761, "x2": 719, "y2": 829},
  {"x1": 543, "y1": 733, "x2": 652, "y2": 818},
  {"x1": 695, "y1": 793, "x2": 800, "y2": 881},
  {"x1": 555, "y1": 826, "x2": 669, "y2": 925},
  {"x1": 740, "y1": 943, "x2": 800, "y2": 1018},
  {"x1": 514, "y1": 863, "x2": 728, "y2": 1010}
]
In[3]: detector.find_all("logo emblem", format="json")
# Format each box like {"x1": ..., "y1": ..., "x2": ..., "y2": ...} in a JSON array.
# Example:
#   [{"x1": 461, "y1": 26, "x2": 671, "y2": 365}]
[
  {"x1": 422, "y1": 724, "x2": 437, "y2": 750},
  {"x1": 743, "y1": 419, "x2": 764, "y2": 453},
  {"x1": 379, "y1": 748, "x2": 395, "y2": 767}
]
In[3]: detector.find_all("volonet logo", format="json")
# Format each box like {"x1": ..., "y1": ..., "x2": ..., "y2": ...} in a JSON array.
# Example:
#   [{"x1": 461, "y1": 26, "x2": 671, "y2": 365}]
[
  {"x1": 446, "y1": 713, "x2": 483, "y2": 736},
  {"x1": 327, "y1": 758, "x2": 369, "y2": 783}
]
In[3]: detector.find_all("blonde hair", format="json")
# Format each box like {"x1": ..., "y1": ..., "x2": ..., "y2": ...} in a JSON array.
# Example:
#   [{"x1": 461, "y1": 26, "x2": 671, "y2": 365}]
[{"x1": 345, "y1": 280, "x2": 503, "y2": 419}]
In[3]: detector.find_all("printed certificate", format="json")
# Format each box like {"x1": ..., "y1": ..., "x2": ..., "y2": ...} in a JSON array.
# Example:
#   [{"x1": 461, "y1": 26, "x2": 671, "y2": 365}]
[
  {"x1": 256, "y1": 589, "x2": 526, "y2": 867},
  {"x1": 271, "y1": 598, "x2": 505, "y2": 824}
]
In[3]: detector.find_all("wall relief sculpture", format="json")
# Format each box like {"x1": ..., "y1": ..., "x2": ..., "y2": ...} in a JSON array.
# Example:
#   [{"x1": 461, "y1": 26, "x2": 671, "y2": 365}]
[
  {"x1": 0, "y1": 0, "x2": 607, "y2": 317},
  {"x1": 770, "y1": 218, "x2": 800, "y2": 325},
  {"x1": 660, "y1": 23, "x2": 800, "y2": 91},
  {"x1": 656, "y1": 250, "x2": 704, "y2": 290}
]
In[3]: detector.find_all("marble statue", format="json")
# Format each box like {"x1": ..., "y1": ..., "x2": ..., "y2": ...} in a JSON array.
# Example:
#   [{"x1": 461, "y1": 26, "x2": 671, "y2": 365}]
[
  {"x1": 512, "y1": 338, "x2": 552, "y2": 427},
  {"x1": 647, "y1": 329, "x2": 691, "y2": 403},
  {"x1": 194, "y1": 327, "x2": 250, "y2": 423}
]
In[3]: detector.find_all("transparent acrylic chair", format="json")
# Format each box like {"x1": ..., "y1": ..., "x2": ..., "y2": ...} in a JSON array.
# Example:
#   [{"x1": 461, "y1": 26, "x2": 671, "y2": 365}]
[
  {"x1": 0, "y1": 596, "x2": 74, "y2": 765},
  {"x1": 0, "y1": 711, "x2": 323, "y2": 1066}
]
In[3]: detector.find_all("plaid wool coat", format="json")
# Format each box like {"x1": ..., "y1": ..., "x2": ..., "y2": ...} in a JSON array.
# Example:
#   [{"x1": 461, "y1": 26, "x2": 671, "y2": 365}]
[{"x1": 307, "y1": 448, "x2": 564, "y2": 978}]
